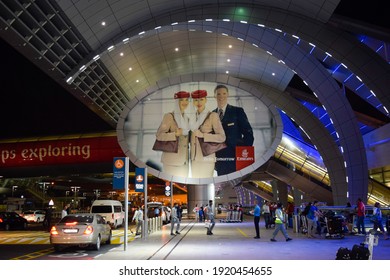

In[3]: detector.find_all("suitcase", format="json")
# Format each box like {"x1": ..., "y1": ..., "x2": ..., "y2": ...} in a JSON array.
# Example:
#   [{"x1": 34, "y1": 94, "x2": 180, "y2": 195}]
[
  {"x1": 336, "y1": 247, "x2": 351, "y2": 260},
  {"x1": 350, "y1": 244, "x2": 370, "y2": 260}
]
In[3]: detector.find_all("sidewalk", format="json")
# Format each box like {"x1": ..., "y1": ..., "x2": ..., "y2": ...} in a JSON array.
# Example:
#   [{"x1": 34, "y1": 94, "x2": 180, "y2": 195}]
[{"x1": 99, "y1": 219, "x2": 390, "y2": 260}]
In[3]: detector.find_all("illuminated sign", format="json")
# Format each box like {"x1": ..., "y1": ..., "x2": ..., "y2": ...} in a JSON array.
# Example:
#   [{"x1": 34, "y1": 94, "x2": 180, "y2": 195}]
[
  {"x1": 0, "y1": 135, "x2": 124, "y2": 168},
  {"x1": 135, "y1": 168, "x2": 145, "y2": 192},
  {"x1": 113, "y1": 157, "x2": 126, "y2": 190},
  {"x1": 117, "y1": 81, "x2": 282, "y2": 184}
]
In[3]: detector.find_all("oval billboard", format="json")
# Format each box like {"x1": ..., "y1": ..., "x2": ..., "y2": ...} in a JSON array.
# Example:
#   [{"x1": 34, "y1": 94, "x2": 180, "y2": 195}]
[{"x1": 117, "y1": 82, "x2": 282, "y2": 184}]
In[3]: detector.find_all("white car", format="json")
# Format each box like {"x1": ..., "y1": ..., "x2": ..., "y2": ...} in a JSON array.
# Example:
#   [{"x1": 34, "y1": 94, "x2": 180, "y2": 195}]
[
  {"x1": 22, "y1": 210, "x2": 46, "y2": 223},
  {"x1": 50, "y1": 213, "x2": 112, "y2": 251}
]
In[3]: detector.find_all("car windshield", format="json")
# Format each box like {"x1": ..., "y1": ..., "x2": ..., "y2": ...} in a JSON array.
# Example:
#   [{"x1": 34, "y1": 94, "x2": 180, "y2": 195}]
[
  {"x1": 60, "y1": 215, "x2": 94, "y2": 224},
  {"x1": 91, "y1": 206, "x2": 112, "y2": 213}
]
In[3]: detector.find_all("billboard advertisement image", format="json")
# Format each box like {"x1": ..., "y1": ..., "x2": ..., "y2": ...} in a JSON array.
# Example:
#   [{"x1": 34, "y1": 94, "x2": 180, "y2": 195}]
[{"x1": 117, "y1": 82, "x2": 282, "y2": 184}]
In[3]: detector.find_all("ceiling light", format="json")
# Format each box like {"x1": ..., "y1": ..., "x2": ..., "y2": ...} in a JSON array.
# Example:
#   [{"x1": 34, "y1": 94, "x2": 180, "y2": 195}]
[
  {"x1": 136, "y1": 80, "x2": 139, "y2": 83},
  {"x1": 225, "y1": 70, "x2": 229, "y2": 74},
  {"x1": 272, "y1": 73, "x2": 275, "y2": 76},
  {"x1": 120, "y1": 52, "x2": 124, "y2": 56},
  {"x1": 128, "y1": 67, "x2": 132, "y2": 71},
  {"x1": 101, "y1": 21, "x2": 106, "y2": 26},
  {"x1": 175, "y1": 48, "x2": 179, "y2": 52},
  {"x1": 227, "y1": 59, "x2": 230, "y2": 62},
  {"x1": 228, "y1": 45, "x2": 232, "y2": 48}
]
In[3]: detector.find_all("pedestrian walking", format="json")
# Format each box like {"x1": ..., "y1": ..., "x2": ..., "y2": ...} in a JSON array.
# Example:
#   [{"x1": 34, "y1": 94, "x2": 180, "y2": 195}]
[
  {"x1": 270, "y1": 202, "x2": 292, "y2": 242},
  {"x1": 170, "y1": 203, "x2": 181, "y2": 235},
  {"x1": 204, "y1": 200, "x2": 216, "y2": 235}
]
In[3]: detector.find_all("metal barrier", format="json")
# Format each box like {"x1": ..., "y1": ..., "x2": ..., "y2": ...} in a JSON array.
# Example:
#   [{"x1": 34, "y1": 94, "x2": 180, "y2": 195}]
[{"x1": 147, "y1": 216, "x2": 162, "y2": 233}]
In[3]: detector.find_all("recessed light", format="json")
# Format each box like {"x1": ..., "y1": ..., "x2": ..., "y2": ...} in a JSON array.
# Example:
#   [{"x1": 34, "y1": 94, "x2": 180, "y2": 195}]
[
  {"x1": 228, "y1": 45, "x2": 232, "y2": 48},
  {"x1": 128, "y1": 67, "x2": 133, "y2": 71},
  {"x1": 175, "y1": 48, "x2": 179, "y2": 52},
  {"x1": 101, "y1": 21, "x2": 106, "y2": 26},
  {"x1": 272, "y1": 73, "x2": 275, "y2": 76},
  {"x1": 120, "y1": 52, "x2": 124, "y2": 56},
  {"x1": 227, "y1": 59, "x2": 230, "y2": 62},
  {"x1": 226, "y1": 70, "x2": 229, "y2": 74},
  {"x1": 136, "y1": 80, "x2": 139, "y2": 83}
]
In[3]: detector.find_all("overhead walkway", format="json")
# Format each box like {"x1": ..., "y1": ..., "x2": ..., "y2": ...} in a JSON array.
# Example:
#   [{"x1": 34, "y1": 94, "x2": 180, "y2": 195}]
[{"x1": 244, "y1": 134, "x2": 390, "y2": 205}]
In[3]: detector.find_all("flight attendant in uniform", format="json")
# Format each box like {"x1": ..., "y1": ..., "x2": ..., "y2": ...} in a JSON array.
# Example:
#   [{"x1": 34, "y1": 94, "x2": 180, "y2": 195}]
[
  {"x1": 189, "y1": 90, "x2": 226, "y2": 178},
  {"x1": 155, "y1": 91, "x2": 191, "y2": 178}
]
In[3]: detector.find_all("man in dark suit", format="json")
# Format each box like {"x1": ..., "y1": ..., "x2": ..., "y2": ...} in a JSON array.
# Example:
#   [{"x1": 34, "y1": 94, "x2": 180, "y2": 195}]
[{"x1": 213, "y1": 85, "x2": 254, "y2": 175}]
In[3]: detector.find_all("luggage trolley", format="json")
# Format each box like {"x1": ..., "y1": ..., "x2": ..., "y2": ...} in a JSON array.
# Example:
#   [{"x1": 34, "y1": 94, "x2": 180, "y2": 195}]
[{"x1": 324, "y1": 213, "x2": 345, "y2": 239}]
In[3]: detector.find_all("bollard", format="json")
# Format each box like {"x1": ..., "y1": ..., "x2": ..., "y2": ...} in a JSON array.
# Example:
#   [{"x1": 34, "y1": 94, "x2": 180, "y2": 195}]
[{"x1": 364, "y1": 233, "x2": 379, "y2": 260}]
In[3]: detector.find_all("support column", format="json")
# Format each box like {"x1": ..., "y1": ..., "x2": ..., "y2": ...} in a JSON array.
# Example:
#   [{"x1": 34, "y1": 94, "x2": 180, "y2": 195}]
[
  {"x1": 187, "y1": 184, "x2": 215, "y2": 218},
  {"x1": 271, "y1": 180, "x2": 288, "y2": 207}
]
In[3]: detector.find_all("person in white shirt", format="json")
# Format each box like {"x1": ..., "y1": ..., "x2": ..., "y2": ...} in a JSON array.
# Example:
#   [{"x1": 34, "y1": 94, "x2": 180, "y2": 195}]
[
  {"x1": 262, "y1": 201, "x2": 271, "y2": 229},
  {"x1": 132, "y1": 206, "x2": 143, "y2": 235},
  {"x1": 61, "y1": 205, "x2": 68, "y2": 218}
]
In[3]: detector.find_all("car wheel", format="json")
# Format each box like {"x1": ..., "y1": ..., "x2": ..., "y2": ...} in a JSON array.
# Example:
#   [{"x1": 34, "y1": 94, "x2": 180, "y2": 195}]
[
  {"x1": 105, "y1": 230, "x2": 112, "y2": 245},
  {"x1": 93, "y1": 235, "x2": 101, "y2": 251}
]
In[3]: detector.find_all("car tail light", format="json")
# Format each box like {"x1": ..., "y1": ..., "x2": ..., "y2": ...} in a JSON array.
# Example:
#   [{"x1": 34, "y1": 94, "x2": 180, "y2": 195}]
[
  {"x1": 83, "y1": 225, "x2": 93, "y2": 235},
  {"x1": 65, "y1": 222, "x2": 78, "y2": 226},
  {"x1": 50, "y1": 226, "x2": 59, "y2": 235},
  {"x1": 0, "y1": 218, "x2": 3, "y2": 223}
]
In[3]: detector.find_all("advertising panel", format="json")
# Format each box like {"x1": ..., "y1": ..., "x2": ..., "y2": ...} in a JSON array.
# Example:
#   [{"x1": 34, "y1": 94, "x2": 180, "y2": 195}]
[
  {"x1": 118, "y1": 82, "x2": 281, "y2": 184},
  {"x1": 0, "y1": 135, "x2": 124, "y2": 168}
]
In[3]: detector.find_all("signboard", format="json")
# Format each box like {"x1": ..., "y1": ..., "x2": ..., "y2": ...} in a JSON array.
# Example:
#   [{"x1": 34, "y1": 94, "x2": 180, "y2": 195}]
[
  {"x1": 0, "y1": 135, "x2": 124, "y2": 168},
  {"x1": 113, "y1": 157, "x2": 126, "y2": 190},
  {"x1": 236, "y1": 146, "x2": 255, "y2": 170},
  {"x1": 135, "y1": 167, "x2": 145, "y2": 192},
  {"x1": 165, "y1": 181, "x2": 171, "y2": 197},
  {"x1": 118, "y1": 81, "x2": 282, "y2": 185}
]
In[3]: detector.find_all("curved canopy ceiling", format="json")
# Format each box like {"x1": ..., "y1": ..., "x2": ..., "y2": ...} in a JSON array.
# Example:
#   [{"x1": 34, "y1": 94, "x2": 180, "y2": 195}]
[{"x1": 1, "y1": 0, "x2": 389, "y2": 204}]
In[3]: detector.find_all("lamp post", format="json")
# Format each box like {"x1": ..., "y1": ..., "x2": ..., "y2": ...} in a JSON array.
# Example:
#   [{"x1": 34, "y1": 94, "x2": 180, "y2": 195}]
[
  {"x1": 70, "y1": 186, "x2": 81, "y2": 209},
  {"x1": 93, "y1": 189, "x2": 100, "y2": 200},
  {"x1": 12, "y1": 186, "x2": 18, "y2": 197}
]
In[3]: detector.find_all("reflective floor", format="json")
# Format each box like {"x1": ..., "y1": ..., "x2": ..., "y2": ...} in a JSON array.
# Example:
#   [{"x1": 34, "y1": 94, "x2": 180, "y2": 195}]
[{"x1": 100, "y1": 219, "x2": 390, "y2": 260}]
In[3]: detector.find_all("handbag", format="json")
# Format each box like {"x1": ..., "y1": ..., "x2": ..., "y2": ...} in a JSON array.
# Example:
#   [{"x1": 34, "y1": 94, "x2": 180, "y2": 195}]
[
  {"x1": 197, "y1": 112, "x2": 227, "y2": 156},
  {"x1": 152, "y1": 138, "x2": 178, "y2": 153},
  {"x1": 152, "y1": 112, "x2": 179, "y2": 153},
  {"x1": 198, "y1": 138, "x2": 227, "y2": 156}
]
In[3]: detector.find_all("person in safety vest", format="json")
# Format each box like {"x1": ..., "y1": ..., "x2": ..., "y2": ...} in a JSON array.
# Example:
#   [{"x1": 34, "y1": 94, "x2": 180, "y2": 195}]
[{"x1": 270, "y1": 202, "x2": 292, "y2": 242}]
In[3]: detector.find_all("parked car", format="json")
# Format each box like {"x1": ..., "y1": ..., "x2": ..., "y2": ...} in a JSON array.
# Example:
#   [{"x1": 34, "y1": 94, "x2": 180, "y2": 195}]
[
  {"x1": 147, "y1": 202, "x2": 171, "y2": 224},
  {"x1": 21, "y1": 210, "x2": 46, "y2": 223},
  {"x1": 50, "y1": 213, "x2": 112, "y2": 252},
  {"x1": 0, "y1": 212, "x2": 28, "y2": 231}
]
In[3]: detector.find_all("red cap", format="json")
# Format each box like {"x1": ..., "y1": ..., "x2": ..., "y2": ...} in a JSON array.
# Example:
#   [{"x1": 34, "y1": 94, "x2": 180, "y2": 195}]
[
  {"x1": 174, "y1": 91, "x2": 190, "y2": 99},
  {"x1": 191, "y1": 90, "x2": 207, "y2": 99}
]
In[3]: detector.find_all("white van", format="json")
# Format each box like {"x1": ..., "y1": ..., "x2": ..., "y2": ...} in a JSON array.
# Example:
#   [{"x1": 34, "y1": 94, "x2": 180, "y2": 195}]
[{"x1": 90, "y1": 200, "x2": 125, "y2": 229}]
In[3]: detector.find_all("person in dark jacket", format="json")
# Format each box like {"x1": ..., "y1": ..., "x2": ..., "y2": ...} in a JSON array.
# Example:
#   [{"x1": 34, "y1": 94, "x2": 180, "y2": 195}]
[{"x1": 213, "y1": 84, "x2": 254, "y2": 175}]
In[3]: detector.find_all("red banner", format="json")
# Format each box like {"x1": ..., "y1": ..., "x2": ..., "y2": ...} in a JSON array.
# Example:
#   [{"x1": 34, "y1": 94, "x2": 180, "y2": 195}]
[
  {"x1": 0, "y1": 136, "x2": 124, "y2": 168},
  {"x1": 236, "y1": 146, "x2": 255, "y2": 170}
]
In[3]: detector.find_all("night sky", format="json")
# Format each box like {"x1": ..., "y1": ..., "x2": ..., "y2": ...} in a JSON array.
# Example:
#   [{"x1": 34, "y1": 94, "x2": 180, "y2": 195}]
[{"x1": 0, "y1": 38, "x2": 112, "y2": 140}]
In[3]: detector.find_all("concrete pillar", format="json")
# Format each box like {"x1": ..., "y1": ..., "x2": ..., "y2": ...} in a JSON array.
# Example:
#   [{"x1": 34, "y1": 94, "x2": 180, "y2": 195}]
[
  {"x1": 187, "y1": 184, "x2": 215, "y2": 218},
  {"x1": 271, "y1": 180, "x2": 288, "y2": 207}
]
